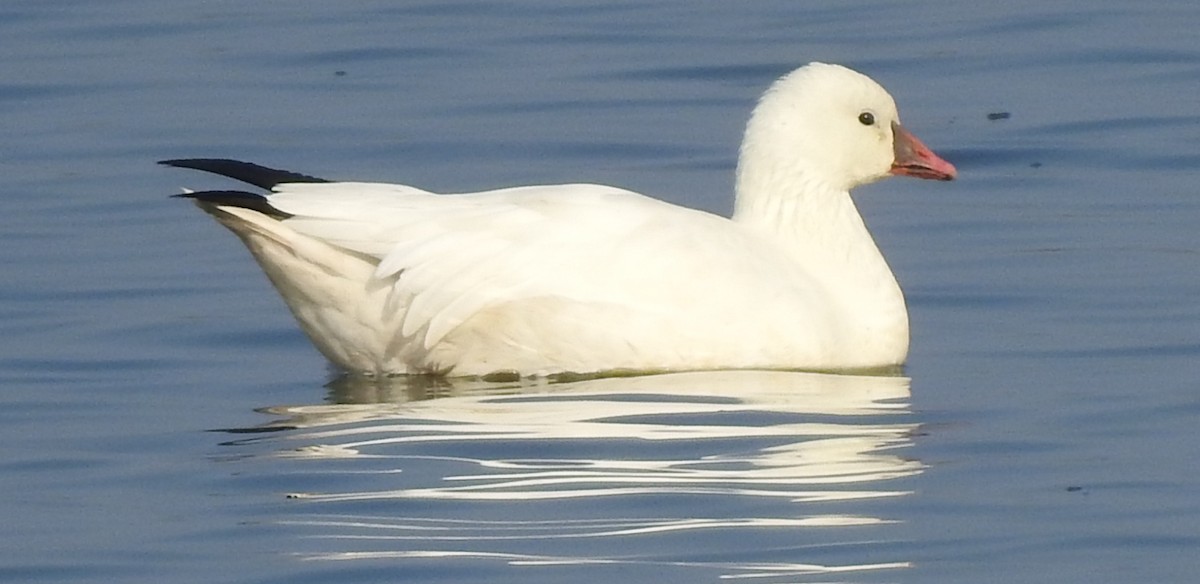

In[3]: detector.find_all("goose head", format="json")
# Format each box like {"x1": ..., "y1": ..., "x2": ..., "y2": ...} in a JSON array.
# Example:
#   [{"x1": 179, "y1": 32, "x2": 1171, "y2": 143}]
[{"x1": 736, "y1": 62, "x2": 955, "y2": 197}]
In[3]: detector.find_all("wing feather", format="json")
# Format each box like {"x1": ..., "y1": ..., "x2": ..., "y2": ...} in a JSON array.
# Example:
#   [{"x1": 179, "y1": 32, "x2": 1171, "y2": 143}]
[{"x1": 261, "y1": 180, "x2": 806, "y2": 355}]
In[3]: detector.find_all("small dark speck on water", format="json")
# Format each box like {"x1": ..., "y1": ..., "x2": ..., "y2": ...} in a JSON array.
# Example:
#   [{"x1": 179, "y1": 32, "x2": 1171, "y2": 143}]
[
  {"x1": 1066, "y1": 485, "x2": 1086, "y2": 493},
  {"x1": 334, "y1": 70, "x2": 347, "y2": 77},
  {"x1": 1030, "y1": 162, "x2": 1043, "y2": 168},
  {"x1": 987, "y1": 111, "x2": 1011, "y2": 121}
]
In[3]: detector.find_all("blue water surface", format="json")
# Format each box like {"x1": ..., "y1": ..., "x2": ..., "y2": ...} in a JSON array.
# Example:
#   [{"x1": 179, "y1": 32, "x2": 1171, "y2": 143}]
[{"x1": 1, "y1": 1, "x2": 1197, "y2": 583}]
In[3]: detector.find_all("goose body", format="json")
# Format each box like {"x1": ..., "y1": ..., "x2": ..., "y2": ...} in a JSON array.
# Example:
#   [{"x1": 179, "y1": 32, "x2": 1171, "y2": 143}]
[{"x1": 166, "y1": 63, "x2": 955, "y2": 377}]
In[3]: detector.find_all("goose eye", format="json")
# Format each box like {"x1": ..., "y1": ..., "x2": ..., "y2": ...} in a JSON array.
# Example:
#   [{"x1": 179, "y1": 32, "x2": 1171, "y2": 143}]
[{"x1": 858, "y1": 112, "x2": 875, "y2": 126}]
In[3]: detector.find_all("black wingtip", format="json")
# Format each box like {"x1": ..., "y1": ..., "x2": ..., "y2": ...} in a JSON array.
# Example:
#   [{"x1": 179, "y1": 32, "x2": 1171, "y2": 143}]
[
  {"x1": 159, "y1": 158, "x2": 329, "y2": 190},
  {"x1": 175, "y1": 190, "x2": 292, "y2": 219}
]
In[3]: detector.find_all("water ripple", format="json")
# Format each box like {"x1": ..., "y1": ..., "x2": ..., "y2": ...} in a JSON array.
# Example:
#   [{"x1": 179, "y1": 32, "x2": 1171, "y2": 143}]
[{"x1": 231, "y1": 370, "x2": 921, "y2": 582}]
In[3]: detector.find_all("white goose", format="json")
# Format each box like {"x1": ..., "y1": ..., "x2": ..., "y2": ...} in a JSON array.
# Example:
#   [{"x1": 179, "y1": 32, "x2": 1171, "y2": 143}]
[{"x1": 164, "y1": 63, "x2": 955, "y2": 377}]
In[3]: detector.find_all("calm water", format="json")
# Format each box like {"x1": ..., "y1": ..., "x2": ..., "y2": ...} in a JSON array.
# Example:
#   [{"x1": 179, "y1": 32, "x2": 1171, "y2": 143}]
[{"x1": 2, "y1": 1, "x2": 1198, "y2": 582}]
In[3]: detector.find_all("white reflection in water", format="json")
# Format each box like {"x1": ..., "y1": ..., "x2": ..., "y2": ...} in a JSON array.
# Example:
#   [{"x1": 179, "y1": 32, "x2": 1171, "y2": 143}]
[{"x1": 250, "y1": 370, "x2": 921, "y2": 581}]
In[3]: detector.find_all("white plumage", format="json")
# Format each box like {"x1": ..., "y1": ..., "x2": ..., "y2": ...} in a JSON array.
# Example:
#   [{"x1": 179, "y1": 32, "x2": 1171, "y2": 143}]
[{"x1": 167, "y1": 63, "x2": 956, "y2": 377}]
